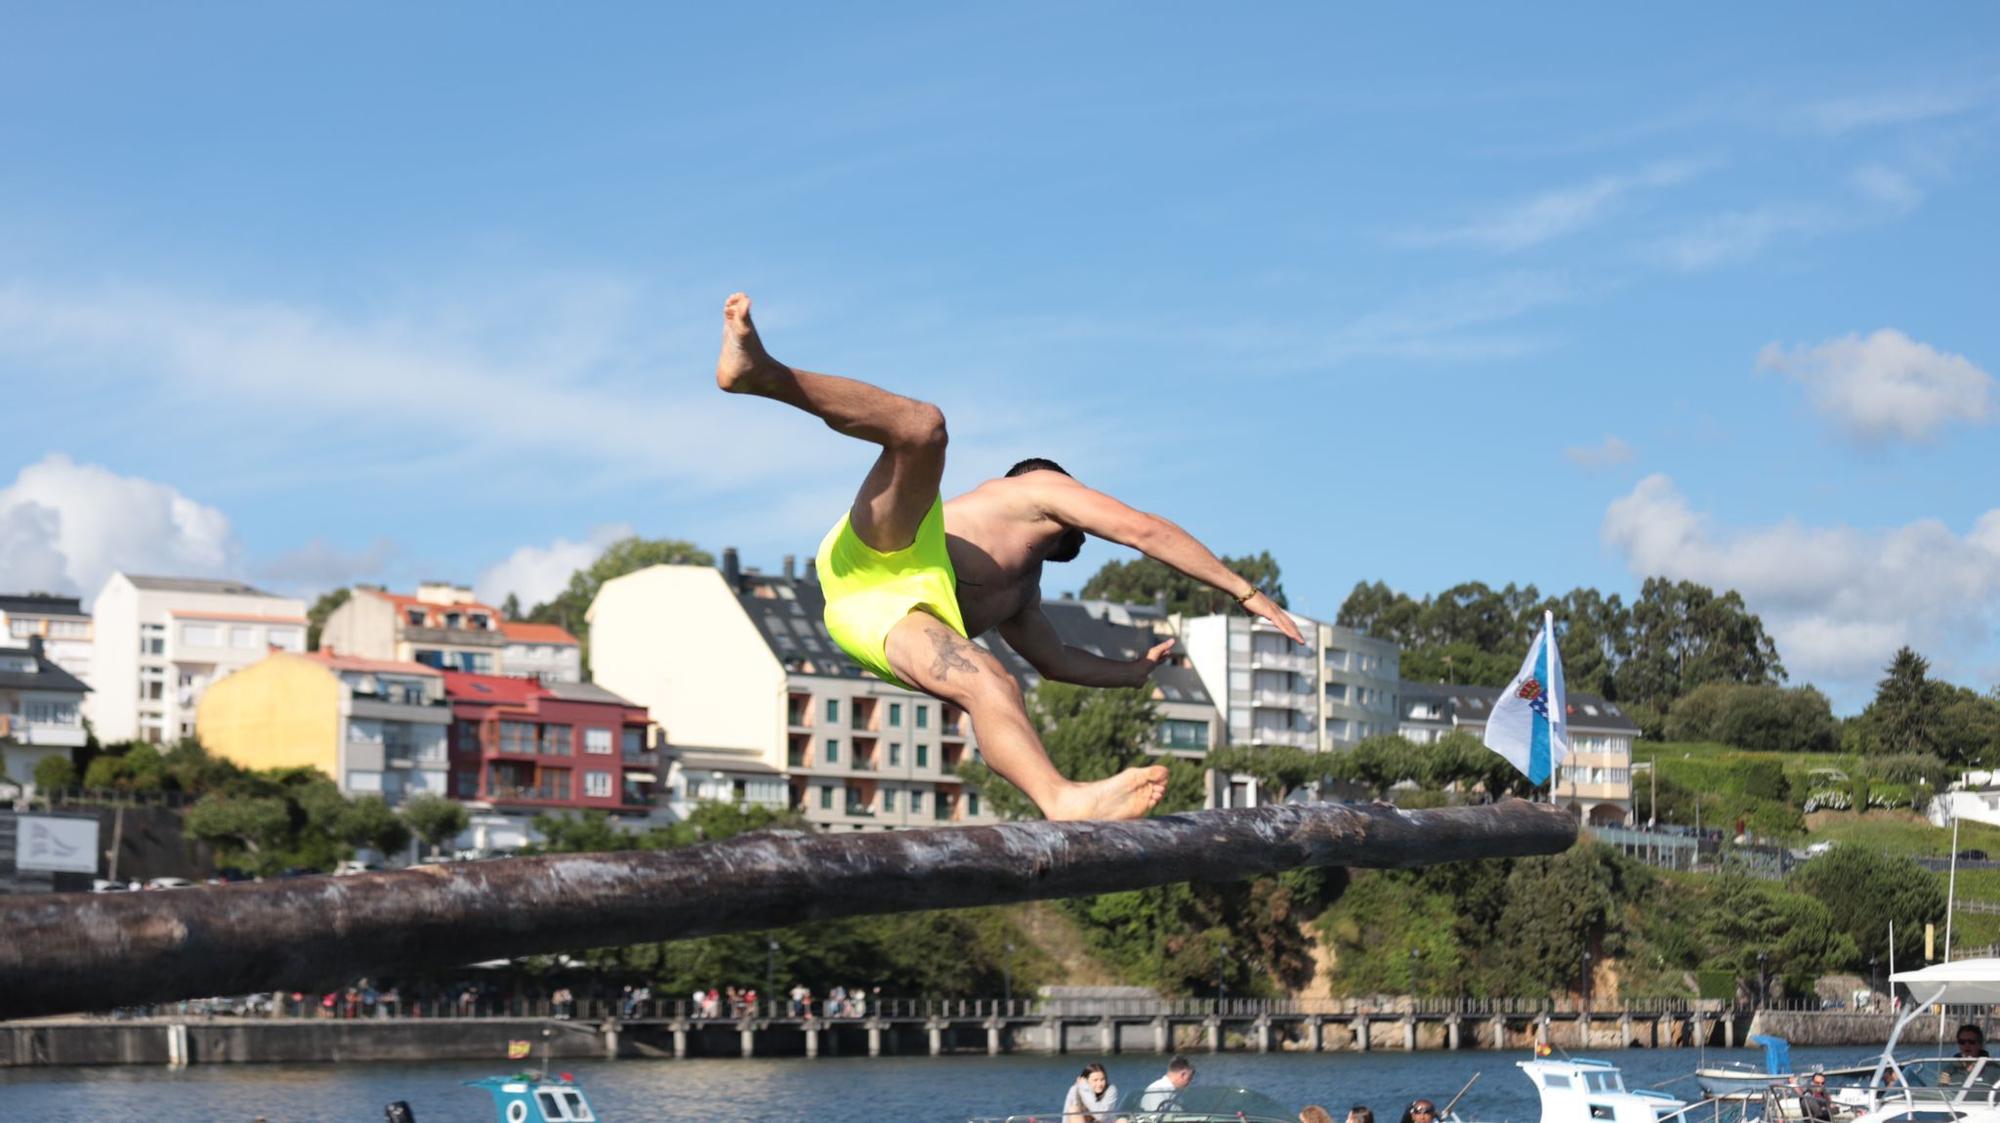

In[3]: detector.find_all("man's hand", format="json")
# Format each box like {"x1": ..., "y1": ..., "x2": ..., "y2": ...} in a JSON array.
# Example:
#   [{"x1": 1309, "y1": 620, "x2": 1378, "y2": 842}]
[
  {"x1": 1243, "y1": 591, "x2": 1305, "y2": 645},
  {"x1": 1125, "y1": 638, "x2": 1176, "y2": 687}
]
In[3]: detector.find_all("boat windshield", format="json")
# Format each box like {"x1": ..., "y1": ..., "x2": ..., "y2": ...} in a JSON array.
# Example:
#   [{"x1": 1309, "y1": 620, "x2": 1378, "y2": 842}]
[
  {"x1": 1110, "y1": 1085, "x2": 1297, "y2": 1121},
  {"x1": 1581, "y1": 1070, "x2": 1626, "y2": 1094}
]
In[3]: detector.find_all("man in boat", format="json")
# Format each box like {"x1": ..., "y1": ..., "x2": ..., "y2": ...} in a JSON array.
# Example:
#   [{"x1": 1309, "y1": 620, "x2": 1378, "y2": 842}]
[{"x1": 717, "y1": 293, "x2": 1304, "y2": 821}]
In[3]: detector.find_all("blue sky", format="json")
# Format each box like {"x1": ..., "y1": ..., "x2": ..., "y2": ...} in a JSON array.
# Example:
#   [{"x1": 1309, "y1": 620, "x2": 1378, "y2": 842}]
[{"x1": 2, "y1": 5, "x2": 1996, "y2": 709}]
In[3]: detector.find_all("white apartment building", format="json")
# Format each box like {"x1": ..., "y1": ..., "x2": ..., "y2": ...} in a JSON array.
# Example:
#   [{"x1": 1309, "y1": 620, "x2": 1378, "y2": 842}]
[
  {"x1": 591, "y1": 551, "x2": 998, "y2": 833},
  {"x1": 321, "y1": 584, "x2": 581, "y2": 683},
  {"x1": 1396, "y1": 681, "x2": 1638, "y2": 825},
  {"x1": 89, "y1": 574, "x2": 308, "y2": 744},
  {"x1": 1181, "y1": 612, "x2": 1324, "y2": 751},
  {"x1": 0, "y1": 595, "x2": 93, "y2": 689},
  {"x1": 1317, "y1": 627, "x2": 1402, "y2": 748},
  {"x1": 0, "y1": 638, "x2": 90, "y2": 795}
]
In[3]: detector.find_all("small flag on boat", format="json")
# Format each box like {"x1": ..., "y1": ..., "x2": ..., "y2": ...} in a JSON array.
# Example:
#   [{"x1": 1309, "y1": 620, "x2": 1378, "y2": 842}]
[
  {"x1": 507, "y1": 1040, "x2": 532, "y2": 1059},
  {"x1": 1482, "y1": 610, "x2": 1569, "y2": 785}
]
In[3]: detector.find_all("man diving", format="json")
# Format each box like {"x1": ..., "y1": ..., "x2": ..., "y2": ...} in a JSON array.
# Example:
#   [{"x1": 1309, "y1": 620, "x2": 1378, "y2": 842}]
[{"x1": 716, "y1": 293, "x2": 1306, "y2": 821}]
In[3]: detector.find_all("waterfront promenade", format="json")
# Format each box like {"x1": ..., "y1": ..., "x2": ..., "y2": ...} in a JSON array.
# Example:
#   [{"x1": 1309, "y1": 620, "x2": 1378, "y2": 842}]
[{"x1": 3, "y1": 997, "x2": 1953, "y2": 1067}]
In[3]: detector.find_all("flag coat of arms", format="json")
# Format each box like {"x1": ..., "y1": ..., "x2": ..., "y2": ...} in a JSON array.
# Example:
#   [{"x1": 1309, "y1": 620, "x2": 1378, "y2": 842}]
[{"x1": 1482, "y1": 609, "x2": 1570, "y2": 785}]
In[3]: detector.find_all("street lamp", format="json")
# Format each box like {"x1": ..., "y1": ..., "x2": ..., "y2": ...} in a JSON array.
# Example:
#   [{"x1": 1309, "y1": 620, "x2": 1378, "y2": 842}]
[
  {"x1": 1580, "y1": 950, "x2": 1592, "y2": 1008},
  {"x1": 766, "y1": 939, "x2": 779, "y2": 1015},
  {"x1": 1410, "y1": 947, "x2": 1423, "y2": 1003},
  {"x1": 1218, "y1": 944, "x2": 1231, "y2": 1011},
  {"x1": 1757, "y1": 951, "x2": 1770, "y2": 1009}
]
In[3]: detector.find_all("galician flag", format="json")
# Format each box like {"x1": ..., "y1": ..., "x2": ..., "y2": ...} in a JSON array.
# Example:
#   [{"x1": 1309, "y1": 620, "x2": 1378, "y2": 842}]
[{"x1": 1482, "y1": 609, "x2": 1570, "y2": 785}]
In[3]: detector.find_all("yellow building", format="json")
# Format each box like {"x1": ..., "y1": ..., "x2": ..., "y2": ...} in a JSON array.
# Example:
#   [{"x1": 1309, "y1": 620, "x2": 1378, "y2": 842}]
[{"x1": 196, "y1": 651, "x2": 450, "y2": 804}]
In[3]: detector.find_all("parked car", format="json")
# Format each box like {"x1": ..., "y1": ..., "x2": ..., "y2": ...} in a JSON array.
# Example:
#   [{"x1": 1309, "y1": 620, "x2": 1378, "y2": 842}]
[{"x1": 143, "y1": 877, "x2": 197, "y2": 890}]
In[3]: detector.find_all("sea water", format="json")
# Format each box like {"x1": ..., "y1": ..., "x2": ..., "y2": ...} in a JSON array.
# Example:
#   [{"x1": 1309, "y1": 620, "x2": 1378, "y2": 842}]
[{"x1": 0, "y1": 1045, "x2": 1876, "y2": 1123}]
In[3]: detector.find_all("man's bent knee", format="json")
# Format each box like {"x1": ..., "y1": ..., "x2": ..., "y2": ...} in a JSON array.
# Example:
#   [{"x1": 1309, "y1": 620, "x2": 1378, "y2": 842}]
[{"x1": 897, "y1": 402, "x2": 947, "y2": 451}]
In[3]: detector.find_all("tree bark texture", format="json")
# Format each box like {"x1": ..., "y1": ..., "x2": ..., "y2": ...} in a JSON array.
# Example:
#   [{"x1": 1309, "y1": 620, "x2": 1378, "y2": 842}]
[{"x1": 0, "y1": 800, "x2": 1575, "y2": 1019}]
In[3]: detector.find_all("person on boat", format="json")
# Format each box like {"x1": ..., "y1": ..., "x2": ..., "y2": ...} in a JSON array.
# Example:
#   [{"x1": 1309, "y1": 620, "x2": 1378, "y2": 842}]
[
  {"x1": 1063, "y1": 1062, "x2": 1121, "y2": 1122},
  {"x1": 1959, "y1": 1025, "x2": 1991, "y2": 1058},
  {"x1": 1299, "y1": 1107, "x2": 1335, "y2": 1123},
  {"x1": 717, "y1": 293, "x2": 1304, "y2": 822},
  {"x1": 1139, "y1": 1056, "x2": 1197, "y2": 1110},
  {"x1": 1347, "y1": 1107, "x2": 1377, "y2": 1123},
  {"x1": 1398, "y1": 1099, "x2": 1440, "y2": 1123},
  {"x1": 1798, "y1": 1071, "x2": 1833, "y2": 1121}
]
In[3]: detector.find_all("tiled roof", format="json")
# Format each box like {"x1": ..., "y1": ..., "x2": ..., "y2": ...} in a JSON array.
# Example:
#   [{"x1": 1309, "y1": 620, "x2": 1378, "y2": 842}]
[
  {"x1": 305, "y1": 650, "x2": 442, "y2": 677},
  {"x1": 168, "y1": 610, "x2": 309, "y2": 624},
  {"x1": 0, "y1": 646, "x2": 91, "y2": 693},
  {"x1": 126, "y1": 575, "x2": 277, "y2": 596},
  {"x1": 499, "y1": 621, "x2": 578, "y2": 645},
  {"x1": 1398, "y1": 680, "x2": 1641, "y2": 734},
  {"x1": 442, "y1": 671, "x2": 546, "y2": 704},
  {"x1": 360, "y1": 588, "x2": 504, "y2": 627},
  {"x1": 0, "y1": 595, "x2": 86, "y2": 618},
  {"x1": 543, "y1": 681, "x2": 640, "y2": 707}
]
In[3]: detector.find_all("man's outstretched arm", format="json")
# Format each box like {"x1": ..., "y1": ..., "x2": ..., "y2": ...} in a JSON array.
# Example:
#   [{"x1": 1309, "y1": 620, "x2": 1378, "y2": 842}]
[
  {"x1": 998, "y1": 602, "x2": 1175, "y2": 689},
  {"x1": 1021, "y1": 473, "x2": 1306, "y2": 644}
]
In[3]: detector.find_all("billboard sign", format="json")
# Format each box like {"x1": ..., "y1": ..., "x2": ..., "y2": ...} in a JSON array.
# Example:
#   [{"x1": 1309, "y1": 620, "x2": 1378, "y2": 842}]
[{"x1": 15, "y1": 814, "x2": 100, "y2": 874}]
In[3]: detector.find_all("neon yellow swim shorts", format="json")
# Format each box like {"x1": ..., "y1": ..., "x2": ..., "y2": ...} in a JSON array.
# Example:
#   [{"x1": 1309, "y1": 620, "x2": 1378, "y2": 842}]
[{"x1": 815, "y1": 497, "x2": 969, "y2": 691}]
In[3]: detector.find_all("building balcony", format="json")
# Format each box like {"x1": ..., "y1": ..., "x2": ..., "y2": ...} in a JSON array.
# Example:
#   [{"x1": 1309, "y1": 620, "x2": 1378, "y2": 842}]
[
  {"x1": 1249, "y1": 688, "x2": 1314, "y2": 710},
  {"x1": 1247, "y1": 729, "x2": 1316, "y2": 749},
  {"x1": 0, "y1": 713, "x2": 88, "y2": 747},
  {"x1": 1557, "y1": 781, "x2": 1631, "y2": 802},
  {"x1": 1248, "y1": 650, "x2": 1314, "y2": 674}
]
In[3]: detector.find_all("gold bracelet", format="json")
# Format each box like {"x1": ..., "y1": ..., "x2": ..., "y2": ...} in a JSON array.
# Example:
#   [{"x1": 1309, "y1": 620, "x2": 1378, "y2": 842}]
[{"x1": 1236, "y1": 586, "x2": 1258, "y2": 604}]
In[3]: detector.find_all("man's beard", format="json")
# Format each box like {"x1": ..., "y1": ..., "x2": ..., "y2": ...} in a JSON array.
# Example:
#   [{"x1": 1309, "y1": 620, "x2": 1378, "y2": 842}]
[{"x1": 1048, "y1": 528, "x2": 1085, "y2": 563}]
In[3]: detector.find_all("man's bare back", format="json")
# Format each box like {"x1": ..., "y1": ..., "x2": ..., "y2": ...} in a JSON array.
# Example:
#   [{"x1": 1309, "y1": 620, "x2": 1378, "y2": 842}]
[{"x1": 716, "y1": 292, "x2": 1303, "y2": 821}]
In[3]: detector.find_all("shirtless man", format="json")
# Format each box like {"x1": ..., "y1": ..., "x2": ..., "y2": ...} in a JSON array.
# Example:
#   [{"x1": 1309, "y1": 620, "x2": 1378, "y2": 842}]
[{"x1": 716, "y1": 293, "x2": 1305, "y2": 821}]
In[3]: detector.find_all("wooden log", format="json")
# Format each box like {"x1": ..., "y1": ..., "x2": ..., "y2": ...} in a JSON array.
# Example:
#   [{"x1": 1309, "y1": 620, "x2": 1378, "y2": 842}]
[{"x1": 0, "y1": 799, "x2": 1573, "y2": 1020}]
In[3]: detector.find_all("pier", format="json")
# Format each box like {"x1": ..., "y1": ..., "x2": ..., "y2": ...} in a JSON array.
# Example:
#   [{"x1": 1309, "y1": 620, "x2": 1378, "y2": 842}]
[{"x1": 10, "y1": 997, "x2": 1933, "y2": 1067}]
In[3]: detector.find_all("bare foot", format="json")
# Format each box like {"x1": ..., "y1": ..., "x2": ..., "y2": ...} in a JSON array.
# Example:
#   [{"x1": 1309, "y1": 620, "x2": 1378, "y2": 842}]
[
  {"x1": 1045, "y1": 765, "x2": 1170, "y2": 822},
  {"x1": 716, "y1": 292, "x2": 785, "y2": 394}
]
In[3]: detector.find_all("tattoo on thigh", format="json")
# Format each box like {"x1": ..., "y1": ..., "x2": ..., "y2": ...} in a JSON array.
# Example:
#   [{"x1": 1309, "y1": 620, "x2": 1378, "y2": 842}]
[{"x1": 928, "y1": 627, "x2": 981, "y2": 681}]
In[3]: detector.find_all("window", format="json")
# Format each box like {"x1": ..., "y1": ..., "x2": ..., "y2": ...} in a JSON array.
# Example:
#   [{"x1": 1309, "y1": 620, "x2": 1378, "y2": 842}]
[
  {"x1": 230, "y1": 626, "x2": 256, "y2": 648},
  {"x1": 889, "y1": 702, "x2": 902, "y2": 726},
  {"x1": 51, "y1": 619, "x2": 87, "y2": 639},
  {"x1": 915, "y1": 744, "x2": 928, "y2": 768},
  {"x1": 541, "y1": 724, "x2": 572, "y2": 755},
  {"x1": 25, "y1": 700, "x2": 78, "y2": 726},
  {"x1": 269, "y1": 627, "x2": 304, "y2": 651},
  {"x1": 456, "y1": 773, "x2": 478, "y2": 798},
  {"x1": 824, "y1": 738, "x2": 839, "y2": 763},
  {"x1": 181, "y1": 623, "x2": 220, "y2": 647},
  {"x1": 883, "y1": 789, "x2": 897, "y2": 812},
  {"x1": 584, "y1": 771, "x2": 613, "y2": 798},
  {"x1": 622, "y1": 728, "x2": 644, "y2": 755},
  {"x1": 584, "y1": 728, "x2": 613, "y2": 754},
  {"x1": 500, "y1": 721, "x2": 535, "y2": 753},
  {"x1": 141, "y1": 679, "x2": 164, "y2": 701},
  {"x1": 141, "y1": 623, "x2": 165, "y2": 656},
  {"x1": 469, "y1": 613, "x2": 490, "y2": 629},
  {"x1": 445, "y1": 613, "x2": 462, "y2": 629},
  {"x1": 819, "y1": 785, "x2": 833, "y2": 810},
  {"x1": 915, "y1": 706, "x2": 929, "y2": 729},
  {"x1": 825, "y1": 698, "x2": 840, "y2": 722},
  {"x1": 967, "y1": 792, "x2": 980, "y2": 817},
  {"x1": 889, "y1": 743, "x2": 902, "y2": 767},
  {"x1": 544, "y1": 770, "x2": 571, "y2": 800},
  {"x1": 8, "y1": 619, "x2": 32, "y2": 637},
  {"x1": 1158, "y1": 719, "x2": 1208, "y2": 749},
  {"x1": 405, "y1": 608, "x2": 426, "y2": 626}
]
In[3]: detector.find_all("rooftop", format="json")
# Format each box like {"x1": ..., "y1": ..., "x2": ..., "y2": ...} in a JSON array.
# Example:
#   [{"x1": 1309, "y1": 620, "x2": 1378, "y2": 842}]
[
  {"x1": 304, "y1": 650, "x2": 442, "y2": 677},
  {"x1": 0, "y1": 594, "x2": 86, "y2": 618},
  {"x1": 126, "y1": 575, "x2": 279, "y2": 597},
  {"x1": 1399, "y1": 680, "x2": 1640, "y2": 733},
  {"x1": 499, "y1": 620, "x2": 579, "y2": 645},
  {"x1": 0, "y1": 645, "x2": 92, "y2": 694}
]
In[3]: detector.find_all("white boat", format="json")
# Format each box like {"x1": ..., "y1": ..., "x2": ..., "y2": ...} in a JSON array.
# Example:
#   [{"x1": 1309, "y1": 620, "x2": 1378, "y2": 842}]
[
  {"x1": 1517, "y1": 1057, "x2": 1692, "y2": 1123},
  {"x1": 1790, "y1": 959, "x2": 2000, "y2": 1123}
]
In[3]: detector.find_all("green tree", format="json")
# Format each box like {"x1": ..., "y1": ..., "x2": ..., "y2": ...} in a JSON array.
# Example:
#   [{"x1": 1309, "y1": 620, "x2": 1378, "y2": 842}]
[
  {"x1": 1079, "y1": 551, "x2": 1288, "y2": 615},
  {"x1": 958, "y1": 681, "x2": 1203, "y2": 820},
  {"x1": 500, "y1": 592, "x2": 521, "y2": 620},
  {"x1": 1792, "y1": 844, "x2": 1945, "y2": 967},
  {"x1": 1615, "y1": 578, "x2": 1786, "y2": 708},
  {"x1": 1397, "y1": 642, "x2": 1519, "y2": 688},
  {"x1": 32, "y1": 753, "x2": 76, "y2": 791},
  {"x1": 1864, "y1": 647, "x2": 1935, "y2": 756},
  {"x1": 401, "y1": 792, "x2": 471, "y2": 857},
  {"x1": 1336, "y1": 581, "x2": 1422, "y2": 644},
  {"x1": 306, "y1": 587, "x2": 352, "y2": 651},
  {"x1": 337, "y1": 795, "x2": 412, "y2": 856},
  {"x1": 1665, "y1": 683, "x2": 1839, "y2": 752},
  {"x1": 82, "y1": 742, "x2": 166, "y2": 791}
]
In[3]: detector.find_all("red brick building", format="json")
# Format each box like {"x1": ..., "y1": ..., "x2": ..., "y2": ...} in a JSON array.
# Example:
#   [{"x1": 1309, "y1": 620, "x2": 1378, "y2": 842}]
[{"x1": 444, "y1": 672, "x2": 659, "y2": 815}]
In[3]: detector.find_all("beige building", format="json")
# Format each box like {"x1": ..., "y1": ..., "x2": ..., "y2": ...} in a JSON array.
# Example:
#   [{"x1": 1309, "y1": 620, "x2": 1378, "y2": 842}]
[
  {"x1": 1396, "y1": 681, "x2": 1638, "y2": 825},
  {"x1": 591, "y1": 552, "x2": 997, "y2": 832},
  {"x1": 321, "y1": 584, "x2": 580, "y2": 682},
  {"x1": 89, "y1": 574, "x2": 308, "y2": 744}
]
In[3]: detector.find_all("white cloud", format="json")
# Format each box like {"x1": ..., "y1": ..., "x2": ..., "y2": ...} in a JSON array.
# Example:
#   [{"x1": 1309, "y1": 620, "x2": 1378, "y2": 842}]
[
  {"x1": 1564, "y1": 435, "x2": 1636, "y2": 471},
  {"x1": 475, "y1": 524, "x2": 635, "y2": 610},
  {"x1": 1646, "y1": 204, "x2": 1832, "y2": 271},
  {"x1": 1850, "y1": 164, "x2": 1924, "y2": 212},
  {"x1": 1758, "y1": 329, "x2": 1993, "y2": 444},
  {"x1": 1801, "y1": 88, "x2": 1983, "y2": 135},
  {"x1": 1400, "y1": 159, "x2": 1709, "y2": 252},
  {"x1": 0, "y1": 454, "x2": 240, "y2": 602},
  {"x1": 0, "y1": 280, "x2": 823, "y2": 493},
  {"x1": 1601, "y1": 474, "x2": 2000, "y2": 698}
]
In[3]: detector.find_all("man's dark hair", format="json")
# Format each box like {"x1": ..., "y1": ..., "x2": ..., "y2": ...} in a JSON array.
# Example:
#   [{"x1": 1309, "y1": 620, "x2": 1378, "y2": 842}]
[
  {"x1": 1167, "y1": 1055, "x2": 1193, "y2": 1074},
  {"x1": 1006, "y1": 457, "x2": 1070, "y2": 478}
]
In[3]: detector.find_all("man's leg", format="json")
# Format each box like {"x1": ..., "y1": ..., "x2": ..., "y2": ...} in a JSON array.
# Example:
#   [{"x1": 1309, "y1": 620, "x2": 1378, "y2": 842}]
[
  {"x1": 716, "y1": 293, "x2": 945, "y2": 553},
  {"x1": 883, "y1": 612, "x2": 1168, "y2": 821}
]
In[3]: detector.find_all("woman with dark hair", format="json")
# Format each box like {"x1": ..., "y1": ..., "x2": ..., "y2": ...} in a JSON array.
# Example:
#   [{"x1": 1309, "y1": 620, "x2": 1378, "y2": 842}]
[
  {"x1": 1064, "y1": 1062, "x2": 1119, "y2": 1122},
  {"x1": 1347, "y1": 1107, "x2": 1377, "y2": 1123}
]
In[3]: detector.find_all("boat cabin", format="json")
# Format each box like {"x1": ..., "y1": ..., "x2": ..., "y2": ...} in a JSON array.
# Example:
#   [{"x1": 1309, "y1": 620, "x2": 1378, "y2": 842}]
[
  {"x1": 1520, "y1": 1058, "x2": 1687, "y2": 1123},
  {"x1": 465, "y1": 1074, "x2": 598, "y2": 1123}
]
